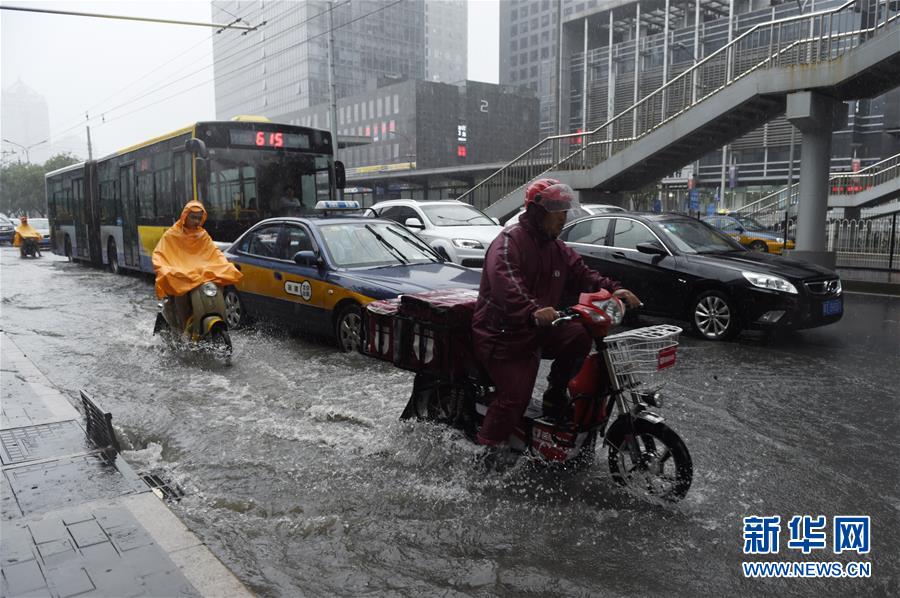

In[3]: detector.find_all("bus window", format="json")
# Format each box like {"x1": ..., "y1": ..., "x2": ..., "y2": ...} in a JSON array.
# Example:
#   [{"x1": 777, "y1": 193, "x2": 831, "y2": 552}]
[
  {"x1": 173, "y1": 152, "x2": 186, "y2": 207},
  {"x1": 209, "y1": 165, "x2": 242, "y2": 218},
  {"x1": 137, "y1": 172, "x2": 154, "y2": 219},
  {"x1": 241, "y1": 165, "x2": 258, "y2": 212},
  {"x1": 100, "y1": 180, "x2": 117, "y2": 222},
  {"x1": 154, "y1": 168, "x2": 173, "y2": 222}
]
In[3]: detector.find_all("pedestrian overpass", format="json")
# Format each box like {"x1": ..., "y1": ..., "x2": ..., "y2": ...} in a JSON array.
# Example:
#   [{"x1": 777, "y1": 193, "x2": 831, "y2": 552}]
[
  {"x1": 738, "y1": 151, "x2": 900, "y2": 220},
  {"x1": 460, "y1": 0, "x2": 900, "y2": 257}
]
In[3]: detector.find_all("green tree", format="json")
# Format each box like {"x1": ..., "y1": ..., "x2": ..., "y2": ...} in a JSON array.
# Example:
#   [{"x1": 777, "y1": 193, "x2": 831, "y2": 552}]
[
  {"x1": 0, "y1": 162, "x2": 46, "y2": 217},
  {"x1": 43, "y1": 152, "x2": 80, "y2": 174},
  {"x1": 0, "y1": 153, "x2": 81, "y2": 217}
]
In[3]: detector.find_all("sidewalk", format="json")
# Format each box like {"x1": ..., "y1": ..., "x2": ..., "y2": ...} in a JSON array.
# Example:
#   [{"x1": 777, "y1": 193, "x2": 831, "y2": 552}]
[{"x1": 1, "y1": 332, "x2": 251, "y2": 598}]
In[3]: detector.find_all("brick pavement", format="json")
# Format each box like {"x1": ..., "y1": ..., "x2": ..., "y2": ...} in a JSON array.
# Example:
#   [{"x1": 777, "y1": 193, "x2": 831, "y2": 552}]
[{"x1": 1, "y1": 332, "x2": 250, "y2": 598}]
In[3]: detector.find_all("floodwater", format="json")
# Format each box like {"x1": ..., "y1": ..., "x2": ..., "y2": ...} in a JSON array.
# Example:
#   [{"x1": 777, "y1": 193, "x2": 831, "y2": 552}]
[{"x1": 2, "y1": 248, "x2": 898, "y2": 597}]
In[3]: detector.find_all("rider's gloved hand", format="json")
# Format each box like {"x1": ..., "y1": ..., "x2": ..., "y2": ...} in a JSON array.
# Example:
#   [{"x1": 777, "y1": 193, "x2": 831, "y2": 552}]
[
  {"x1": 532, "y1": 306, "x2": 558, "y2": 327},
  {"x1": 613, "y1": 288, "x2": 643, "y2": 308}
]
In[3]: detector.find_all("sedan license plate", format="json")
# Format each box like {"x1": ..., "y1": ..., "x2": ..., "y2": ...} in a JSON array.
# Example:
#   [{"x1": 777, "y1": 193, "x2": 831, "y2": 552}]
[{"x1": 822, "y1": 297, "x2": 842, "y2": 316}]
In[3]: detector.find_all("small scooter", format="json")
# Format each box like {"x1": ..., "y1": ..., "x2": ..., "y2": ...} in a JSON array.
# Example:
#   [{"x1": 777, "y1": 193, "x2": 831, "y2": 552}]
[
  {"x1": 19, "y1": 237, "x2": 41, "y2": 258},
  {"x1": 400, "y1": 289, "x2": 693, "y2": 502},
  {"x1": 153, "y1": 281, "x2": 232, "y2": 360}
]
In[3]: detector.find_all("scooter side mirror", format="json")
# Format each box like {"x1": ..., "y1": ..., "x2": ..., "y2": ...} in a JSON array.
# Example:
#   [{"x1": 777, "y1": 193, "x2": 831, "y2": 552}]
[{"x1": 293, "y1": 250, "x2": 319, "y2": 267}]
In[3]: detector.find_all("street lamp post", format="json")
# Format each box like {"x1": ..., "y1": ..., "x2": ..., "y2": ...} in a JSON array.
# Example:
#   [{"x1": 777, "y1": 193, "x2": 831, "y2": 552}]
[{"x1": 2, "y1": 138, "x2": 48, "y2": 163}]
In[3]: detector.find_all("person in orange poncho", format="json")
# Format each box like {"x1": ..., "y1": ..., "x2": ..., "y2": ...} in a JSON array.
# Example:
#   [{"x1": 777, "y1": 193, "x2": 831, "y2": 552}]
[
  {"x1": 14, "y1": 215, "x2": 42, "y2": 257},
  {"x1": 152, "y1": 201, "x2": 242, "y2": 305}
]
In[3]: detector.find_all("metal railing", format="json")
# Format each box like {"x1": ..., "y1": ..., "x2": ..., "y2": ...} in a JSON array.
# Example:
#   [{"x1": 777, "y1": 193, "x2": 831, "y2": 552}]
[
  {"x1": 829, "y1": 152, "x2": 900, "y2": 195},
  {"x1": 738, "y1": 151, "x2": 900, "y2": 219},
  {"x1": 830, "y1": 214, "x2": 899, "y2": 271},
  {"x1": 458, "y1": 0, "x2": 898, "y2": 212}
]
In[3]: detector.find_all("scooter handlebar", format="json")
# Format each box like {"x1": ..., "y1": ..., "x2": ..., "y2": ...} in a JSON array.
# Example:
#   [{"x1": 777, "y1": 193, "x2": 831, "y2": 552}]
[{"x1": 551, "y1": 311, "x2": 579, "y2": 326}]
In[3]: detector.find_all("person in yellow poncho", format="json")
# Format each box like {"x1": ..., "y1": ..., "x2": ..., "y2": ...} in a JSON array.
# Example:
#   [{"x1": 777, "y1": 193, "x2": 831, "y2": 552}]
[
  {"x1": 152, "y1": 201, "x2": 243, "y2": 325},
  {"x1": 14, "y1": 216, "x2": 42, "y2": 257}
]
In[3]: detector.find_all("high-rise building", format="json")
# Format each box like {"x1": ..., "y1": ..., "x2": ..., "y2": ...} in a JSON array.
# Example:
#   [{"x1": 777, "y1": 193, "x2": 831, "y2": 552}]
[
  {"x1": 210, "y1": 0, "x2": 467, "y2": 120},
  {"x1": 499, "y1": 0, "x2": 561, "y2": 138},
  {"x1": 1, "y1": 78, "x2": 51, "y2": 165}
]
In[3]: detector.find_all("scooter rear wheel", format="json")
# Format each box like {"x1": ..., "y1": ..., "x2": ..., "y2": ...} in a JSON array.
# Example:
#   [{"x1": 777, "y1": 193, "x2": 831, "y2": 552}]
[{"x1": 606, "y1": 419, "x2": 692, "y2": 502}]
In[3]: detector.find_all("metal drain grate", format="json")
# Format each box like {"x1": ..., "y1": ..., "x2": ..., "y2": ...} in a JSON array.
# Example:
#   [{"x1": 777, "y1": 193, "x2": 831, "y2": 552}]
[
  {"x1": 139, "y1": 471, "x2": 186, "y2": 501},
  {"x1": 80, "y1": 390, "x2": 121, "y2": 458}
]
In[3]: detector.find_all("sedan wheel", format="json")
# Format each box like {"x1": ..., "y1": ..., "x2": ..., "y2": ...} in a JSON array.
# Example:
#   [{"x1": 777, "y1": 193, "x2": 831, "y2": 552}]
[
  {"x1": 335, "y1": 304, "x2": 363, "y2": 353},
  {"x1": 691, "y1": 291, "x2": 739, "y2": 340},
  {"x1": 224, "y1": 288, "x2": 246, "y2": 328},
  {"x1": 749, "y1": 240, "x2": 768, "y2": 252}
]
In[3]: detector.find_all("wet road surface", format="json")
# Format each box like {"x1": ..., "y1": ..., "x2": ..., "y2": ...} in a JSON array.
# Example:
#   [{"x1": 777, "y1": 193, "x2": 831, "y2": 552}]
[{"x1": 2, "y1": 248, "x2": 898, "y2": 597}]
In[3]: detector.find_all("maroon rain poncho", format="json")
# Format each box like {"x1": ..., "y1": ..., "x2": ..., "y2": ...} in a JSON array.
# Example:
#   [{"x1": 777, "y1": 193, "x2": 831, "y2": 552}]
[{"x1": 472, "y1": 212, "x2": 621, "y2": 445}]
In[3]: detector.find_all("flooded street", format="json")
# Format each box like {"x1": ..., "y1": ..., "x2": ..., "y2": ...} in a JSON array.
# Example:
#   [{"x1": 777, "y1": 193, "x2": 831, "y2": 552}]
[{"x1": 2, "y1": 248, "x2": 898, "y2": 597}]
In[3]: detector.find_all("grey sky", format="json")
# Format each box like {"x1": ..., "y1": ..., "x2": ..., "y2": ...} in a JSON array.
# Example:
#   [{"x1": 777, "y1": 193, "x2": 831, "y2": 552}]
[{"x1": 1, "y1": 0, "x2": 499, "y2": 161}]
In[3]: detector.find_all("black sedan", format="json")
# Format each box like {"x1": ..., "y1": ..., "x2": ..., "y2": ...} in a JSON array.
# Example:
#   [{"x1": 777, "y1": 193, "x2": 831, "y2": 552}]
[{"x1": 560, "y1": 213, "x2": 843, "y2": 340}]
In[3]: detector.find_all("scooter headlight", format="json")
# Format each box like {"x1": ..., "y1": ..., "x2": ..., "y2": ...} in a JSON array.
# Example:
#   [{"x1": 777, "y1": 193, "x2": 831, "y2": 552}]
[
  {"x1": 591, "y1": 297, "x2": 625, "y2": 325},
  {"x1": 201, "y1": 282, "x2": 219, "y2": 297}
]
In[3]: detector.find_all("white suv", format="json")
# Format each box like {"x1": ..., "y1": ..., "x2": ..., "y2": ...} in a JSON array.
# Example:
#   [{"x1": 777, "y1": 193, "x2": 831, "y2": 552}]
[
  {"x1": 503, "y1": 203, "x2": 626, "y2": 227},
  {"x1": 369, "y1": 199, "x2": 503, "y2": 268}
]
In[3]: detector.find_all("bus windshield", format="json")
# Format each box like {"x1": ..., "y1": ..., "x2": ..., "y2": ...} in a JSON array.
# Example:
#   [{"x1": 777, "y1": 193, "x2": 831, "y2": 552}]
[{"x1": 205, "y1": 149, "x2": 332, "y2": 220}]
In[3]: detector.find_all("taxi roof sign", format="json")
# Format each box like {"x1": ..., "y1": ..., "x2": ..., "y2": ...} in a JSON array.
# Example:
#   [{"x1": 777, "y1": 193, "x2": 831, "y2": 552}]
[{"x1": 315, "y1": 200, "x2": 360, "y2": 211}]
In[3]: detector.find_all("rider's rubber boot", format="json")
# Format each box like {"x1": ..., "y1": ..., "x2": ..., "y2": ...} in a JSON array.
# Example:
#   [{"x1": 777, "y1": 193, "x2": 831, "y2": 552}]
[
  {"x1": 541, "y1": 386, "x2": 574, "y2": 428},
  {"x1": 474, "y1": 445, "x2": 518, "y2": 473}
]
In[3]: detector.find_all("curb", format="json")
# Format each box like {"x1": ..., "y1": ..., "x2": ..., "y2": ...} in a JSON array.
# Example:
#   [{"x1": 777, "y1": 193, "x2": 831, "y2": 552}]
[{"x1": 842, "y1": 279, "x2": 900, "y2": 295}]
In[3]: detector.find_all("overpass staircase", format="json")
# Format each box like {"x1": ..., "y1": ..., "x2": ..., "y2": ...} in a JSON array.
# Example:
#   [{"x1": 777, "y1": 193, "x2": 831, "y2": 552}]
[
  {"x1": 737, "y1": 151, "x2": 900, "y2": 223},
  {"x1": 460, "y1": 0, "x2": 900, "y2": 219}
]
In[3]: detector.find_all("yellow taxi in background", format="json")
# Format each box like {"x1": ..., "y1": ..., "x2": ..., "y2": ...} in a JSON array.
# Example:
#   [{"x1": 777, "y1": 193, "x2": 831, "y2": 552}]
[
  {"x1": 702, "y1": 214, "x2": 795, "y2": 254},
  {"x1": 221, "y1": 201, "x2": 481, "y2": 351}
]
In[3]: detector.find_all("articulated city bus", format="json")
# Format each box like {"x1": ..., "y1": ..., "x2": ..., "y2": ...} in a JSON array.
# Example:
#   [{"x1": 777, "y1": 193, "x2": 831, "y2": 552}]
[{"x1": 46, "y1": 117, "x2": 345, "y2": 273}]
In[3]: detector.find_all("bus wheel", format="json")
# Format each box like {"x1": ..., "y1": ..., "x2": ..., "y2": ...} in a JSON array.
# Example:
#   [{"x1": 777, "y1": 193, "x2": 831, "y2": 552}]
[
  {"x1": 108, "y1": 239, "x2": 120, "y2": 274},
  {"x1": 64, "y1": 237, "x2": 73, "y2": 262}
]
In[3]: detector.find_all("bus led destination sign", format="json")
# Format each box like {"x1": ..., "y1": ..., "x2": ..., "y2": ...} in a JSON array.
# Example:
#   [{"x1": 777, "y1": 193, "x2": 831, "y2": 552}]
[{"x1": 229, "y1": 129, "x2": 310, "y2": 150}]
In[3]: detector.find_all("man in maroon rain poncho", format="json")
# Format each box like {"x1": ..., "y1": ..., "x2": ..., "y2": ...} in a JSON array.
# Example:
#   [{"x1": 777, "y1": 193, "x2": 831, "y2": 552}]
[{"x1": 472, "y1": 180, "x2": 641, "y2": 465}]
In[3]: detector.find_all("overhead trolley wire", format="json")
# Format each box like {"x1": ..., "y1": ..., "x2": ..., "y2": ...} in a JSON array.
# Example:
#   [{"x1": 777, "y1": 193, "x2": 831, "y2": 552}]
[{"x1": 45, "y1": 0, "x2": 356, "y2": 145}]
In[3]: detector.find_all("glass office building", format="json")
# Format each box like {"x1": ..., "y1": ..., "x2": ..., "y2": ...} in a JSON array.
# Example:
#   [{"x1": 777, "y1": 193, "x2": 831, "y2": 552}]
[{"x1": 211, "y1": 0, "x2": 467, "y2": 119}]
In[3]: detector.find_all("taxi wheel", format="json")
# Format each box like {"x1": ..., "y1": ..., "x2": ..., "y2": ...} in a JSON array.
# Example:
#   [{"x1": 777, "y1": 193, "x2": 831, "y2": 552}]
[
  {"x1": 335, "y1": 303, "x2": 363, "y2": 353},
  {"x1": 224, "y1": 287, "x2": 247, "y2": 329},
  {"x1": 690, "y1": 290, "x2": 740, "y2": 341},
  {"x1": 749, "y1": 240, "x2": 768, "y2": 252}
]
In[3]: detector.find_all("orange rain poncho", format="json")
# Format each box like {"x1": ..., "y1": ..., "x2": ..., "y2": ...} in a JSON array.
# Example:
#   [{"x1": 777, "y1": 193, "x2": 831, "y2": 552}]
[
  {"x1": 151, "y1": 201, "x2": 243, "y2": 298},
  {"x1": 13, "y1": 219, "x2": 41, "y2": 246}
]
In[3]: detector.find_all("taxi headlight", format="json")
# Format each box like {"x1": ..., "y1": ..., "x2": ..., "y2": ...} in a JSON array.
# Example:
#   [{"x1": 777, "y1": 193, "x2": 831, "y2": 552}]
[
  {"x1": 452, "y1": 238, "x2": 484, "y2": 249},
  {"x1": 742, "y1": 271, "x2": 798, "y2": 294},
  {"x1": 201, "y1": 282, "x2": 219, "y2": 297},
  {"x1": 775, "y1": 237, "x2": 784, "y2": 244},
  {"x1": 591, "y1": 298, "x2": 624, "y2": 325}
]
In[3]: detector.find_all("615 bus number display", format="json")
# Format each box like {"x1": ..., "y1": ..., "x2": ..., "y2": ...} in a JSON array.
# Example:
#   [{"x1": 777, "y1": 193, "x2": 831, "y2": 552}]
[{"x1": 229, "y1": 129, "x2": 310, "y2": 149}]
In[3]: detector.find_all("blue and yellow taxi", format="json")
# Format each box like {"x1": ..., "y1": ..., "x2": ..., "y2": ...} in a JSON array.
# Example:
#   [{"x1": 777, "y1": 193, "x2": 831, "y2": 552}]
[
  {"x1": 702, "y1": 214, "x2": 795, "y2": 254},
  {"x1": 221, "y1": 201, "x2": 481, "y2": 351}
]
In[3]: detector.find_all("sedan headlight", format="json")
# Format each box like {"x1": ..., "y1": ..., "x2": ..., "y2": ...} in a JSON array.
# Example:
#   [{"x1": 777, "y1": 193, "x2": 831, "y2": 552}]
[
  {"x1": 742, "y1": 271, "x2": 798, "y2": 294},
  {"x1": 201, "y1": 282, "x2": 219, "y2": 297},
  {"x1": 452, "y1": 238, "x2": 484, "y2": 249}
]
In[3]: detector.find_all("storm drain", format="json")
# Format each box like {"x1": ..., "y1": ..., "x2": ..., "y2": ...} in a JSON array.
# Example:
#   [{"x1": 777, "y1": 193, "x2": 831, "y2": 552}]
[
  {"x1": 139, "y1": 471, "x2": 186, "y2": 501},
  {"x1": 80, "y1": 390, "x2": 121, "y2": 457}
]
